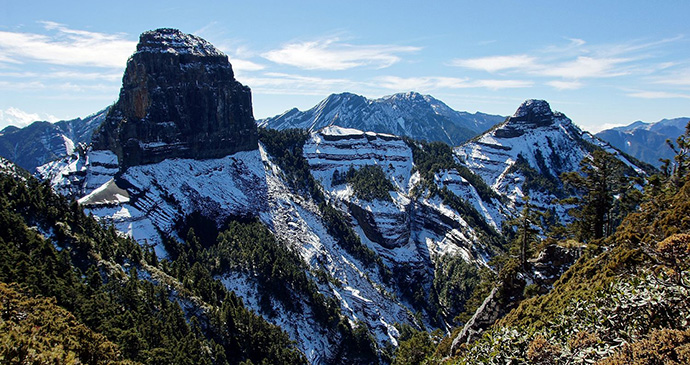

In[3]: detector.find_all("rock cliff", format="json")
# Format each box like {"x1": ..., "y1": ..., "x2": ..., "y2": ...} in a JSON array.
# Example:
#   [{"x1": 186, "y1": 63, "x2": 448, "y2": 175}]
[{"x1": 92, "y1": 28, "x2": 257, "y2": 167}]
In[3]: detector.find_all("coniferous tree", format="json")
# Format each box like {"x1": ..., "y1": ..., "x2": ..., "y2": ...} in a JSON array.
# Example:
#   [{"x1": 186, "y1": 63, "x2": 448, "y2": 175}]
[
  {"x1": 506, "y1": 196, "x2": 542, "y2": 270},
  {"x1": 661, "y1": 121, "x2": 690, "y2": 189},
  {"x1": 561, "y1": 150, "x2": 634, "y2": 241}
]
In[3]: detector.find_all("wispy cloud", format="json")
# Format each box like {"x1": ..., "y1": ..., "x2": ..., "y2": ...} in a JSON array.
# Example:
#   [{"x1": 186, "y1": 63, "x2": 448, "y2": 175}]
[
  {"x1": 451, "y1": 54, "x2": 631, "y2": 79},
  {"x1": 449, "y1": 55, "x2": 537, "y2": 72},
  {"x1": 0, "y1": 70, "x2": 121, "y2": 81},
  {"x1": 627, "y1": 90, "x2": 690, "y2": 99},
  {"x1": 652, "y1": 68, "x2": 690, "y2": 86},
  {"x1": 229, "y1": 58, "x2": 265, "y2": 72},
  {"x1": 262, "y1": 38, "x2": 420, "y2": 70},
  {"x1": 471, "y1": 79, "x2": 534, "y2": 89},
  {"x1": 242, "y1": 72, "x2": 364, "y2": 95},
  {"x1": 546, "y1": 80, "x2": 584, "y2": 90},
  {"x1": 375, "y1": 76, "x2": 532, "y2": 91},
  {"x1": 449, "y1": 37, "x2": 682, "y2": 90},
  {"x1": 538, "y1": 57, "x2": 631, "y2": 79},
  {"x1": 0, "y1": 107, "x2": 58, "y2": 128},
  {"x1": 0, "y1": 21, "x2": 135, "y2": 68}
]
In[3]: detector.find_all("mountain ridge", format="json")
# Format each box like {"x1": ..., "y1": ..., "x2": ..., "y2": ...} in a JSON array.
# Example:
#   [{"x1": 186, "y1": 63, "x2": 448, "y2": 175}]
[
  {"x1": 258, "y1": 91, "x2": 505, "y2": 146},
  {"x1": 0, "y1": 107, "x2": 108, "y2": 173},
  {"x1": 596, "y1": 117, "x2": 689, "y2": 167}
]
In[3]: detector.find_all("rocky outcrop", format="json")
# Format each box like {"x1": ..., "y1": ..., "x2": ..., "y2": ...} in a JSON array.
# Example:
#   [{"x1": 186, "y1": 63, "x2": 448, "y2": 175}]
[
  {"x1": 450, "y1": 287, "x2": 501, "y2": 354},
  {"x1": 530, "y1": 244, "x2": 583, "y2": 286},
  {"x1": 92, "y1": 28, "x2": 257, "y2": 167},
  {"x1": 493, "y1": 99, "x2": 560, "y2": 138}
]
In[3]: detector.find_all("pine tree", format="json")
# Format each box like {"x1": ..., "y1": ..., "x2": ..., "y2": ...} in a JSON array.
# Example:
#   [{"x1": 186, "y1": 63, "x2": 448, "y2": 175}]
[
  {"x1": 506, "y1": 196, "x2": 542, "y2": 270},
  {"x1": 561, "y1": 150, "x2": 634, "y2": 241},
  {"x1": 661, "y1": 120, "x2": 690, "y2": 189}
]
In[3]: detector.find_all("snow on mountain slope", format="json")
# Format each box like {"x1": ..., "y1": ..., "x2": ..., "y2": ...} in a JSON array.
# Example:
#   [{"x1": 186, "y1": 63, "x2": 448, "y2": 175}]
[
  {"x1": 0, "y1": 107, "x2": 109, "y2": 173},
  {"x1": 40, "y1": 143, "x2": 414, "y2": 362},
  {"x1": 38, "y1": 124, "x2": 510, "y2": 358},
  {"x1": 304, "y1": 126, "x2": 505, "y2": 265},
  {"x1": 37, "y1": 148, "x2": 268, "y2": 256},
  {"x1": 36, "y1": 149, "x2": 119, "y2": 199},
  {"x1": 259, "y1": 92, "x2": 505, "y2": 146},
  {"x1": 457, "y1": 99, "x2": 647, "y2": 218},
  {"x1": 434, "y1": 168, "x2": 505, "y2": 230},
  {"x1": 260, "y1": 144, "x2": 414, "y2": 360}
]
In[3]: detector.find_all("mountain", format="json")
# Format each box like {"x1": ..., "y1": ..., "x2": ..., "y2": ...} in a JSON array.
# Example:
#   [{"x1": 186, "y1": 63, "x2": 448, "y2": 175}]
[
  {"x1": 26, "y1": 29, "x2": 657, "y2": 364},
  {"x1": 439, "y1": 146, "x2": 690, "y2": 364},
  {"x1": 0, "y1": 157, "x2": 307, "y2": 365},
  {"x1": 596, "y1": 117, "x2": 690, "y2": 167},
  {"x1": 35, "y1": 28, "x2": 517, "y2": 362},
  {"x1": 92, "y1": 28, "x2": 257, "y2": 168},
  {"x1": 258, "y1": 91, "x2": 505, "y2": 146},
  {"x1": 0, "y1": 107, "x2": 108, "y2": 172},
  {"x1": 456, "y1": 99, "x2": 649, "y2": 217}
]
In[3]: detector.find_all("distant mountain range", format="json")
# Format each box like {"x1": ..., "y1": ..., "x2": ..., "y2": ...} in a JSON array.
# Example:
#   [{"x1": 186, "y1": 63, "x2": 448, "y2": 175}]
[
  {"x1": 0, "y1": 108, "x2": 108, "y2": 172},
  {"x1": 258, "y1": 91, "x2": 505, "y2": 146},
  {"x1": 596, "y1": 117, "x2": 689, "y2": 168}
]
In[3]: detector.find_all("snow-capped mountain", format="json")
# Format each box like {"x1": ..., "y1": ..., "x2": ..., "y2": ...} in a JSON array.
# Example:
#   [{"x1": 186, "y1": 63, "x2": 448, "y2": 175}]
[
  {"x1": 0, "y1": 107, "x2": 108, "y2": 173},
  {"x1": 39, "y1": 127, "x2": 507, "y2": 362},
  {"x1": 35, "y1": 29, "x2": 517, "y2": 363},
  {"x1": 259, "y1": 92, "x2": 505, "y2": 146},
  {"x1": 456, "y1": 99, "x2": 648, "y2": 216},
  {"x1": 596, "y1": 117, "x2": 690, "y2": 168},
  {"x1": 29, "y1": 28, "x2": 655, "y2": 364}
]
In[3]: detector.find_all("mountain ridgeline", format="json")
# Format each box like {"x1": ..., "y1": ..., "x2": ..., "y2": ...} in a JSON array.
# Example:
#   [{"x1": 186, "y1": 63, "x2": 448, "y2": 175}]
[
  {"x1": 596, "y1": 117, "x2": 690, "y2": 168},
  {"x1": 1, "y1": 27, "x2": 680, "y2": 365},
  {"x1": 0, "y1": 108, "x2": 108, "y2": 173},
  {"x1": 259, "y1": 91, "x2": 505, "y2": 146}
]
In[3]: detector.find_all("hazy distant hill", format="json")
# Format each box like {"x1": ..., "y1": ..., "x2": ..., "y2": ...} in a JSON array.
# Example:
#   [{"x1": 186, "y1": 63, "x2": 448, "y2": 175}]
[{"x1": 596, "y1": 117, "x2": 689, "y2": 167}]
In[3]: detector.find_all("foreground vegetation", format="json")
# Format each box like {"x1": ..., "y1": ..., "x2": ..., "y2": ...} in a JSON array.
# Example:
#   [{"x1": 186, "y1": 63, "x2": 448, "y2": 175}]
[
  {"x1": 0, "y1": 166, "x2": 305, "y2": 364},
  {"x1": 392, "y1": 124, "x2": 690, "y2": 364}
]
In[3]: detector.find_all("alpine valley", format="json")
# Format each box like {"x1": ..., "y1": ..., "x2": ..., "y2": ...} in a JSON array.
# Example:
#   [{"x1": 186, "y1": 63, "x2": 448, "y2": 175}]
[{"x1": 2, "y1": 28, "x2": 689, "y2": 365}]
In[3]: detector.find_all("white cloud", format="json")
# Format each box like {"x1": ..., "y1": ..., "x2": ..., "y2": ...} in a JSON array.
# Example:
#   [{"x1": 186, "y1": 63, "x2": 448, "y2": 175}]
[
  {"x1": 375, "y1": 76, "x2": 532, "y2": 91},
  {"x1": 0, "y1": 107, "x2": 58, "y2": 128},
  {"x1": 229, "y1": 58, "x2": 265, "y2": 72},
  {"x1": 539, "y1": 56, "x2": 631, "y2": 79},
  {"x1": 375, "y1": 76, "x2": 465, "y2": 91},
  {"x1": 627, "y1": 90, "x2": 690, "y2": 99},
  {"x1": 452, "y1": 53, "x2": 630, "y2": 79},
  {"x1": 262, "y1": 38, "x2": 420, "y2": 70},
  {"x1": 242, "y1": 72, "x2": 363, "y2": 95},
  {"x1": 653, "y1": 69, "x2": 690, "y2": 86},
  {"x1": 0, "y1": 70, "x2": 121, "y2": 81},
  {"x1": 567, "y1": 38, "x2": 586, "y2": 47},
  {"x1": 546, "y1": 80, "x2": 584, "y2": 90},
  {"x1": 0, "y1": 80, "x2": 47, "y2": 90},
  {"x1": 471, "y1": 79, "x2": 534, "y2": 89},
  {"x1": 0, "y1": 22, "x2": 136, "y2": 68},
  {"x1": 449, "y1": 55, "x2": 537, "y2": 72}
]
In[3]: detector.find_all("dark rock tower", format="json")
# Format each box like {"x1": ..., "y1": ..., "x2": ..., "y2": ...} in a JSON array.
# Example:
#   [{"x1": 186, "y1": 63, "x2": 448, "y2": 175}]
[{"x1": 93, "y1": 28, "x2": 258, "y2": 167}]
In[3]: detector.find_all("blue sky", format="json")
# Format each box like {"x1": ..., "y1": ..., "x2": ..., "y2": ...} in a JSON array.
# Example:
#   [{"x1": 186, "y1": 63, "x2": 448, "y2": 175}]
[{"x1": 1, "y1": 0, "x2": 689, "y2": 133}]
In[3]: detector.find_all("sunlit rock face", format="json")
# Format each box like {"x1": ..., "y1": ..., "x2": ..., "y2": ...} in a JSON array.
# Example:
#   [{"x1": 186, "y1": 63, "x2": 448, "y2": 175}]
[{"x1": 92, "y1": 28, "x2": 257, "y2": 168}]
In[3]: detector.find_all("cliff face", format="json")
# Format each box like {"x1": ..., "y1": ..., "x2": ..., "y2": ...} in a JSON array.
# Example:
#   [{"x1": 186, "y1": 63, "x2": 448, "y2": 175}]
[{"x1": 93, "y1": 28, "x2": 257, "y2": 167}]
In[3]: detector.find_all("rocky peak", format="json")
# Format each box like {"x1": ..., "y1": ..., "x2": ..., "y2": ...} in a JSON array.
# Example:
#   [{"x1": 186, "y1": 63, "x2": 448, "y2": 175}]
[
  {"x1": 92, "y1": 28, "x2": 257, "y2": 168},
  {"x1": 512, "y1": 99, "x2": 553, "y2": 120},
  {"x1": 136, "y1": 28, "x2": 224, "y2": 57},
  {"x1": 494, "y1": 99, "x2": 561, "y2": 138}
]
